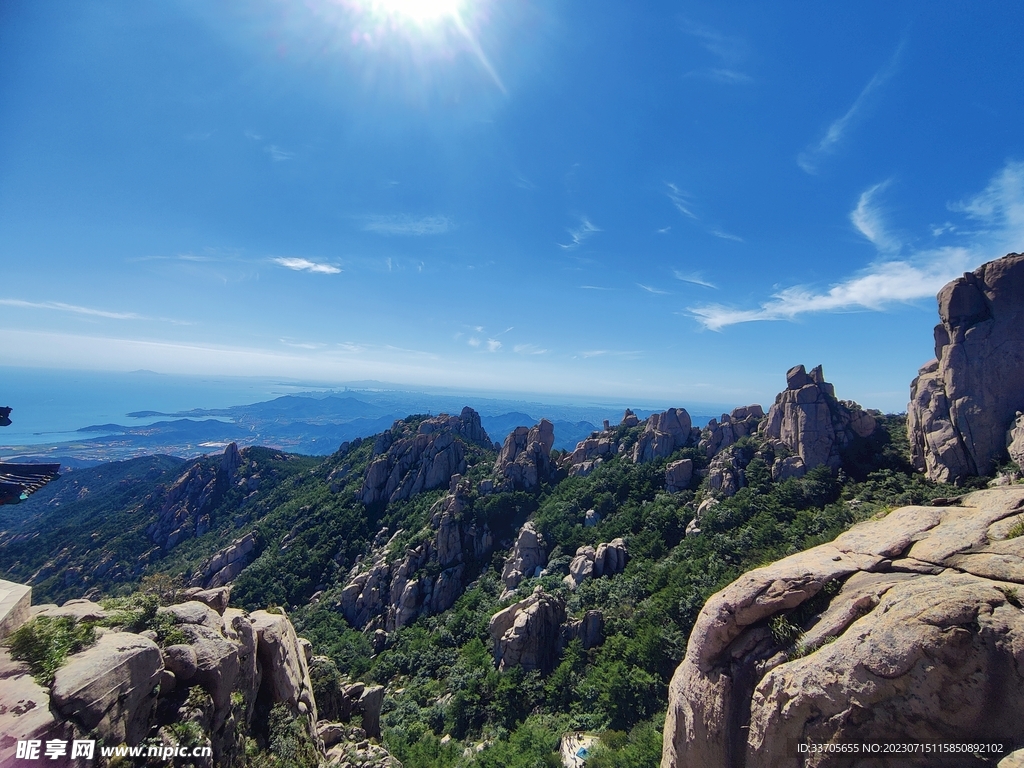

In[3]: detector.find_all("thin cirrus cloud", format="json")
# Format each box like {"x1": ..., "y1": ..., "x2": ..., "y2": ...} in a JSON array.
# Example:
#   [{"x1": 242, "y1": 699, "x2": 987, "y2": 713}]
[
  {"x1": 710, "y1": 229, "x2": 744, "y2": 243},
  {"x1": 637, "y1": 283, "x2": 669, "y2": 295},
  {"x1": 681, "y1": 19, "x2": 752, "y2": 84},
  {"x1": 264, "y1": 145, "x2": 295, "y2": 162},
  {"x1": 0, "y1": 298, "x2": 143, "y2": 320},
  {"x1": 798, "y1": 43, "x2": 903, "y2": 175},
  {"x1": 850, "y1": 180, "x2": 900, "y2": 253},
  {"x1": 514, "y1": 343, "x2": 549, "y2": 355},
  {"x1": 665, "y1": 184, "x2": 742, "y2": 241},
  {"x1": 559, "y1": 217, "x2": 601, "y2": 249},
  {"x1": 666, "y1": 183, "x2": 698, "y2": 219},
  {"x1": 689, "y1": 160, "x2": 1024, "y2": 331},
  {"x1": 272, "y1": 257, "x2": 341, "y2": 274},
  {"x1": 363, "y1": 215, "x2": 452, "y2": 236},
  {"x1": 673, "y1": 271, "x2": 717, "y2": 289}
]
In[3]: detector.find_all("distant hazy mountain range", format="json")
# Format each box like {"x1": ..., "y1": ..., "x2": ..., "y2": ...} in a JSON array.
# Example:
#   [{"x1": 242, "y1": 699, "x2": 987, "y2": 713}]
[{"x1": 0, "y1": 388, "x2": 725, "y2": 466}]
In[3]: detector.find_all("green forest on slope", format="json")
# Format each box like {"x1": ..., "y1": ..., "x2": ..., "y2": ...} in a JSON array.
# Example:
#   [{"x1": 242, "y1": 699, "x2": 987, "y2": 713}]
[{"x1": 0, "y1": 412, "x2": 980, "y2": 768}]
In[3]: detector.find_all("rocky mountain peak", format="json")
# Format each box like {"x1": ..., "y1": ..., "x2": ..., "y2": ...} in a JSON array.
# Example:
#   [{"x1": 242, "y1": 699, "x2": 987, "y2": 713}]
[
  {"x1": 761, "y1": 364, "x2": 878, "y2": 480},
  {"x1": 909, "y1": 252, "x2": 1024, "y2": 482},
  {"x1": 359, "y1": 408, "x2": 492, "y2": 506},
  {"x1": 488, "y1": 419, "x2": 556, "y2": 493}
]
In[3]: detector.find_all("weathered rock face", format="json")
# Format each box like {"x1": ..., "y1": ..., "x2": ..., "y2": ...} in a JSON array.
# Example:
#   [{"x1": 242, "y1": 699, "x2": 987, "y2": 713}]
[
  {"x1": 190, "y1": 532, "x2": 257, "y2": 588},
  {"x1": 699, "y1": 405, "x2": 764, "y2": 459},
  {"x1": 0, "y1": 586, "x2": 333, "y2": 768},
  {"x1": 562, "y1": 609, "x2": 604, "y2": 651},
  {"x1": 488, "y1": 588, "x2": 567, "y2": 674},
  {"x1": 1009, "y1": 412, "x2": 1024, "y2": 468},
  {"x1": 250, "y1": 610, "x2": 318, "y2": 721},
  {"x1": 563, "y1": 434, "x2": 617, "y2": 476},
  {"x1": 500, "y1": 522, "x2": 548, "y2": 599},
  {"x1": 340, "y1": 476, "x2": 495, "y2": 632},
  {"x1": 665, "y1": 459, "x2": 694, "y2": 494},
  {"x1": 491, "y1": 420, "x2": 555, "y2": 492},
  {"x1": 908, "y1": 253, "x2": 1024, "y2": 483},
  {"x1": 359, "y1": 407, "x2": 492, "y2": 506},
  {"x1": 51, "y1": 631, "x2": 163, "y2": 746},
  {"x1": 706, "y1": 442, "x2": 756, "y2": 499},
  {"x1": 662, "y1": 487, "x2": 1024, "y2": 768},
  {"x1": 761, "y1": 364, "x2": 878, "y2": 480},
  {"x1": 0, "y1": 647, "x2": 76, "y2": 766},
  {"x1": 563, "y1": 539, "x2": 627, "y2": 590},
  {"x1": 147, "y1": 444, "x2": 242, "y2": 551},
  {"x1": 631, "y1": 408, "x2": 695, "y2": 463}
]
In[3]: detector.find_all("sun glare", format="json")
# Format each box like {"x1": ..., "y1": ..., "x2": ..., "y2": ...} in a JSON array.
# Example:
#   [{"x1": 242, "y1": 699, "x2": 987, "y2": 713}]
[{"x1": 369, "y1": 0, "x2": 464, "y2": 24}]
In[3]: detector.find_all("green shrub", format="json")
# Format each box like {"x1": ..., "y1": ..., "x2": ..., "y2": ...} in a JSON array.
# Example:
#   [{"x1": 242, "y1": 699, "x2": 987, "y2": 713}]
[
  {"x1": 5, "y1": 616, "x2": 96, "y2": 686},
  {"x1": 768, "y1": 614, "x2": 803, "y2": 648}
]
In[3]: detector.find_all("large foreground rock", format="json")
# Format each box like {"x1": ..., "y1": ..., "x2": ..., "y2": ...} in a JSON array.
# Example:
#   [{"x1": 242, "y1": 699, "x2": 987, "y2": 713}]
[
  {"x1": 908, "y1": 253, "x2": 1024, "y2": 482},
  {"x1": 0, "y1": 648, "x2": 75, "y2": 767},
  {"x1": 662, "y1": 487, "x2": 1024, "y2": 768},
  {"x1": 51, "y1": 631, "x2": 163, "y2": 745}
]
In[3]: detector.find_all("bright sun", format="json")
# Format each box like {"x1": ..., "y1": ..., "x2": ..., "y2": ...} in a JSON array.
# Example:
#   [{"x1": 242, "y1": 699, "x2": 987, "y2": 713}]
[{"x1": 369, "y1": 0, "x2": 464, "y2": 23}]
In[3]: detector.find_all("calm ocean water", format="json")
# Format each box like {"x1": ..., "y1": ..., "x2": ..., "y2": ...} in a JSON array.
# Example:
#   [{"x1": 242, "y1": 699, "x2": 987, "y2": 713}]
[
  {"x1": 0, "y1": 367, "x2": 316, "y2": 446},
  {"x1": 1, "y1": 366, "x2": 738, "y2": 455}
]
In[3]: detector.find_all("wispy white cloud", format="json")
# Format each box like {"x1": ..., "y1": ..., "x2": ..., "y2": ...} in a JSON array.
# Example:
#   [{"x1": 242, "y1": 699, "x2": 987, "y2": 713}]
[
  {"x1": 364, "y1": 215, "x2": 452, "y2": 236},
  {"x1": 486, "y1": 339, "x2": 502, "y2": 353},
  {"x1": 468, "y1": 337, "x2": 481, "y2": 347},
  {"x1": 559, "y1": 217, "x2": 601, "y2": 249},
  {"x1": 673, "y1": 271, "x2": 717, "y2": 289},
  {"x1": 689, "y1": 253, "x2": 973, "y2": 331},
  {"x1": 514, "y1": 343, "x2": 549, "y2": 355},
  {"x1": 682, "y1": 19, "x2": 747, "y2": 65},
  {"x1": 657, "y1": 226, "x2": 672, "y2": 234},
  {"x1": 280, "y1": 339, "x2": 324, "y2": 350},
  {"x1": 851, "y1": 180, "x2": 900, "y2": 253},
  {"x1": 580, "y1": 285, "x2": 612, "y2": 291},
  {"x1": 637, "y1": 283, "x2": 669, "y2": 295},
  {"x1": 0, "y1": 299, "x2": 142, "y2": 320},
  {"x1": 681, "y1": 20, "x2": 752, "y2": 84},
  {"x1": 265, "y1": 145, "x2": 295, "y2": 162},
  {"x1": 666, "y1": 184, "x2": 742, "y2": 241},
  {"x1": 798, "y1": 44, "x2": 903, "y2": 174},
  {"x1": 578, "y1": 349, "x2": 642, "y2": 359},
  {"x1": 690, "y1": 160, "x2": 1024, "y2": 330},
  {"x1": 666, "y1": 183, "x2": 697, "y2": 219},
  {"x1": 949, "y1": 161, "x2": 1024, "y2": 244},
  {"x1": 707, "y1": 68, "x2": 752, "y2": 84},
  {"x1": 272, "y1": 257, "x2": 341, "y2": 275},
  {"x1": 685, "y1": 68, "x2": 753, "y2": 85},
  {"x1": 710, "y1": 229, "x2": 744, "y2": 243}
]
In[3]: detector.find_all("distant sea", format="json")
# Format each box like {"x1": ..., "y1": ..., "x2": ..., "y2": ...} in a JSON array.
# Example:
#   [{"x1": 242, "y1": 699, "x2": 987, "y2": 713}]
[
  {"x1": 0, "y1": 368, "x2": 314, "y2": 446},
  {"x1": 0, "y1": 366, "x2": 736, "y2": 463}
]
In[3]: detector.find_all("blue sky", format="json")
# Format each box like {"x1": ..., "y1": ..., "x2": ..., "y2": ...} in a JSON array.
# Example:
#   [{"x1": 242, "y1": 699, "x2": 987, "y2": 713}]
[{"x1": 2, "y1": 1, "x2": 1023, "y2": 412}]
